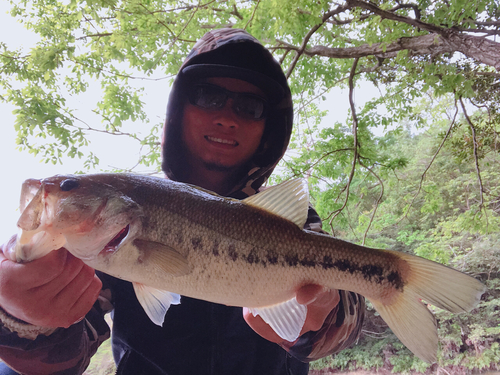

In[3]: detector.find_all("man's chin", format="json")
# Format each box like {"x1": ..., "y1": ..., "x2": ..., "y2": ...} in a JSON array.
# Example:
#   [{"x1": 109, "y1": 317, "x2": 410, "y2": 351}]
[{"x1": 203, "y1": 161, "x2": 236, "y2": 172}]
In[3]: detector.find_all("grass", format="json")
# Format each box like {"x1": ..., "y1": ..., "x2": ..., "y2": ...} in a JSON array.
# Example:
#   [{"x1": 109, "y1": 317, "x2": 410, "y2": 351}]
[{"x1": 84, "y1": 338, "x2": 116, "y2": 375}]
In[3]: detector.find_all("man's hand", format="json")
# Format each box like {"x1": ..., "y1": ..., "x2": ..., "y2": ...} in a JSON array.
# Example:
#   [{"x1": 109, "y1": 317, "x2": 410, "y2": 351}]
[
  {"x1": 243, "y1": 285, "x2": 340, "y2": 343},
  {"x1": 0, "y1": 238, "x2": 102, "y2": 328}
]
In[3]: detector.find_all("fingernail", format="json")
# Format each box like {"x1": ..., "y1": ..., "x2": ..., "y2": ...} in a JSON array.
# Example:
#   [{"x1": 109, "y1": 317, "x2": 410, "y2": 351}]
[{"x1": 302, "y1": 295, "x2": 318, "y2": 305}]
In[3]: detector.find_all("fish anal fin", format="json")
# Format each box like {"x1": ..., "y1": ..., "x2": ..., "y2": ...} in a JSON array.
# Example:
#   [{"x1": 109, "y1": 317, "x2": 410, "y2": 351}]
[
  {"x1": 134, "y1": 239, "x2": 192, "y2": 277},
  {"x1": 243, "y1": 179, "x2": 309, "y2": 228},
  {"x1": 248, "y1": 297, "x2": 307, "y2": 342},
  {"x1": 369, "y1": 291, "x2": 438, "y2": 363},
  {"x1": 133, "y1": 282, "x2": 181, "y2": 326}
]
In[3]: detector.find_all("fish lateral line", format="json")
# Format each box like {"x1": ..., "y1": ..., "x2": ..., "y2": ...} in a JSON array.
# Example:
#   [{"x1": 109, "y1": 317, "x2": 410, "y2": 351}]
[{"x1": 208, "y1": 240, "x2": 406, "y2": 292}]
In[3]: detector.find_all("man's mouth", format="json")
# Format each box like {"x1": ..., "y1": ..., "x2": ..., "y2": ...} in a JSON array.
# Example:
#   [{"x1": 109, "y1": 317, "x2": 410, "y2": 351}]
[{"x1": 205, "y1": 136, "x2": 238, "y2": 146}]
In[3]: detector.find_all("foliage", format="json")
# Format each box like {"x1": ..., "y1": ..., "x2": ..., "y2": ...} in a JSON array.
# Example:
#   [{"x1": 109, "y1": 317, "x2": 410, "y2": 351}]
[
  {"x1": 310, "y1": 275, "x2": 500, "y2": 374},
  {"x1": 84, "y1": 337, "x2": 115, "y2": 375},
  {"x1": 84, "y1": 316, "x2": 116, "y2": 375},
  {"x1": 1, "y1": 0, "x2": 499, "y2": 171},
  {"x1": 308, "y1": 98, "x2": 500, "y2": 373},
  {"x1": 2, "y1": 1, "x2": 500, "y2": 372}
]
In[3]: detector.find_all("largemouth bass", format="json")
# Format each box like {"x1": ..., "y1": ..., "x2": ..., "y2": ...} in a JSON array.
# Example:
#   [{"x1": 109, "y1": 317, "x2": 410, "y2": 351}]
[{"x1": 8, "y1": 174, "x2": 485, "y2": 363}]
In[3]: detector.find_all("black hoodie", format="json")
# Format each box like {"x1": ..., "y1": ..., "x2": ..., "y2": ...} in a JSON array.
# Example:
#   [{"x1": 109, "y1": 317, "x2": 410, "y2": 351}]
[
  {"x1": 106, "y1": 28, "x2": 311, "y2": 375},
  {"x1": 161, "y1": 28, "x2": 293, "y2": 199}
]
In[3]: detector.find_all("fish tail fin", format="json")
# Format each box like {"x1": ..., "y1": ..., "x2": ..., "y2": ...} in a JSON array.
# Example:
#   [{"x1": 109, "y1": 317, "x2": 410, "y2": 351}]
[
  {"x1": 371, "y1": 251, "x2": 486, "y2": 363},
  {"x1": 369, "y1": 290, "x2": 438, "y2": 363},
  {"x1": 398, "y1": 251, "x2": 486, "y2": 313}
]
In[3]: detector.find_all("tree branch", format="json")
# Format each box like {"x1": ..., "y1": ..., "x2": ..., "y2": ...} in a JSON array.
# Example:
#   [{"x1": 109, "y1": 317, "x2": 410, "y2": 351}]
[
  {"x1": 68, "y1": 57, "x2": 173, "y2": 81},
  {"x1": 244, "y1": 0, "x2": 261, "y2": 30},
  {"x1": 397, "y1": 100, "x2": 459, "y2": 225},
  {"x1": 476, "y1": 71, "x2": 500, "y2": 79},
  {"x1": 328, "y1": 58, "x2": 360, "y2": 226},
  {"x1": 200, "y1": 23, "x2": 235, "y2": 29},
  {"x1": 285, "y1": 3, "x2": 351, "y2": 78},
  {"x1": 390, "y1": 3, "x2": 421, "y2": 20},
  {"x1": 347, "y1": 0, "x2": 446, "y2": 35},
  {"x1": 303, "y1": 33, "x2": 500, "y2": 70},
  {"x1": 76, "y1": 32, "x2": 113, "y2": 40},
  {"x1": 285, "y1": 26, "x2": 322, "y2": 79},
  {"x1": 278, "y1": 1, "x2": 500, "y2": 70},
  {"x1": 147, "y1": 1, "x2": 201, "y2": 71},
  {"x1": 475, "y1": 20, "x2": 500, "y2": 27},
  {"x1": 459, "y1": 97, "x2": 485, "y2": 209},
  {"x1": 358, "y1": 160, "x2": 384, "y2": 246},
  {"x1": 287, "y1": 148, "x2": 355, "y2": 178}
]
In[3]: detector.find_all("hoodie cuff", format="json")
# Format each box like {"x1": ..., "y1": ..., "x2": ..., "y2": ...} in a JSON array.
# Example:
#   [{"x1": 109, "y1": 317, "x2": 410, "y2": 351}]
[{"x1": 0, "y1": 306, "x2": 57, "y2": 340}]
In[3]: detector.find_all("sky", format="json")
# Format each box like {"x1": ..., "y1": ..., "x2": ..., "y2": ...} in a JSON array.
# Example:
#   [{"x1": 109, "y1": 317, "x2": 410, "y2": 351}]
[
  {"x1": 0, "y1": 3, "x2": 170, "y2": 240},
  {"x1": 0, "y1": 3, "x2": 380, "y2": 242}
]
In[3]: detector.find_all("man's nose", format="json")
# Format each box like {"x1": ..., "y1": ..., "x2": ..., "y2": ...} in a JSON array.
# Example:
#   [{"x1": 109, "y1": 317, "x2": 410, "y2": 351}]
[{"x1": 213, "y1": 100, "x2": 239, "y2": 128}]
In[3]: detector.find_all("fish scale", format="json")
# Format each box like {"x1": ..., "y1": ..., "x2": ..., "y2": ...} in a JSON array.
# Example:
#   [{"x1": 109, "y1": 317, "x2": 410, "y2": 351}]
[
  {"x1": 11, "y1": 173, "x2": 486, "y2": 363},
  {"x1": 101, "y1": 193, "x2": 409, "y2": 308}
]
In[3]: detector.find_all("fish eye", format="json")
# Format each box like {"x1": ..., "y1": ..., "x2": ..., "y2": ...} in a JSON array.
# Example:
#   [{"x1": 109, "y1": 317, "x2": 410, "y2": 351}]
[{"x1": 60, "y1": 179, "x2": 80, "y2": 192}]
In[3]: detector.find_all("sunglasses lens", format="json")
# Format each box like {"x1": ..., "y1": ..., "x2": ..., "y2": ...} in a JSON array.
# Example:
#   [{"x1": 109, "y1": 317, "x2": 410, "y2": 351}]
[
  {"x1": 188, "y1": 84, "x2": 267, "y2": 120},
  {"x1": 189, "y1": 85, "x2": 226, "y2": 109},
  {"x1": 233, "y1": 97, "x2": 266, "y2": 120}
]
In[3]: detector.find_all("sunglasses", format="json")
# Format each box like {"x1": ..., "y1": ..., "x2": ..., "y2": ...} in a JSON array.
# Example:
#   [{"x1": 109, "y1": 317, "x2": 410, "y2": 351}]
[{"x1": 186, "y1": 83, "x2": 268, "y2": 120}]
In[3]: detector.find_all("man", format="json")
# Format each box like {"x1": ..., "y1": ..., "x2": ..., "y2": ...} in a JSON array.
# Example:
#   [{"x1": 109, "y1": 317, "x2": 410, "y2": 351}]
[{"x1": 0, "y1": 28, "x2": 364, "y2": 374}]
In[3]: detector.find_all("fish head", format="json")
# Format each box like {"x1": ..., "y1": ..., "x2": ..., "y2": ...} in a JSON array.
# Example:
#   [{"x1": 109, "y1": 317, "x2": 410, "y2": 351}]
[{"x1": 13, "y1": 174, "x2": 143, "y2": 263}]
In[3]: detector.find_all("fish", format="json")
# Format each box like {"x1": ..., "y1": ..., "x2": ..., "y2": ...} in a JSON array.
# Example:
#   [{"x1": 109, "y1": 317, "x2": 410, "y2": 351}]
[{"x1": 7, "y1": 173, "x2": 485, "y2": 363}]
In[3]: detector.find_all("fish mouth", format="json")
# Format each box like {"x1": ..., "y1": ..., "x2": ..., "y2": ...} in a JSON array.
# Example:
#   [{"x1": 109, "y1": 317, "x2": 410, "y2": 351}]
[{"x1": 102, "y1": 225, "x2": 130, "y2": 253}]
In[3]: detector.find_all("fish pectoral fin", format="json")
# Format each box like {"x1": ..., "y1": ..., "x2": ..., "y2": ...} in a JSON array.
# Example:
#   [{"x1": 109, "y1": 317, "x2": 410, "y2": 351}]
[
  {"x1": 132, "y1": 282, "x2": 181, "y2": 326},
  {"x1": 242, "y1": 179, "x2": 309, "y2": 228},
  {"x1": 248, "y1": 297, "x2": 307, "y2": 342},
  {"x1": 133, "y1": 239, "x2": 192, "y2": 277}
]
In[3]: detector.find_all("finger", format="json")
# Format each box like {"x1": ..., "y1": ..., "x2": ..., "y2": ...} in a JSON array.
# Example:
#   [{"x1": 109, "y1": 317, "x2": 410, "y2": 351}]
[
  {"x1": 52, "y1": 261, "x2": 96, "y2": 304},
  {"x1": 48, "y1": 271, "x2": 102, "y2": 328},
  {"x1": 12, "y1": 271, "x2": 101, "y2": 329},
  {"x1": 296, "y1": 284, "x2": 325, "y2": 305},
  {"x1": 301, "y1": 289, "x2": 340, "y2": 333},
  {"x1": 309, "y1": 288, "x2": 340, "y2": 308},
  {"x1": 2, "y1": 249, "x2": 68, "y2": 288},
  {"x1": 9, "y1": 259, "x2": 92, "y2": 327},
  {"x1": 0, "y1": 235, "x2": 17, "y2": 262},
  {"x1": 65, "y1": 274, "x2": 102, "y2": 327},
  {"x1": 52, "y1": 264, "x2": 101, "y2": 322},
  {"x1": 32, "y1": 252, "x2": 88, "y2": 296}
]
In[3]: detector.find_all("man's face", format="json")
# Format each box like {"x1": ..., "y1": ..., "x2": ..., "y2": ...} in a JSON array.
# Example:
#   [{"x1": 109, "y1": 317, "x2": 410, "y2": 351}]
[{"x1": 181, "y1": 77, "x2": 266, "y2": 172}]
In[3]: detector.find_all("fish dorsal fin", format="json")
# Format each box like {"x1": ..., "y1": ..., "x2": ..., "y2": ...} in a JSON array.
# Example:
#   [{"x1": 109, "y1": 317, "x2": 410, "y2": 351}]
[
  {"x1": 248, "y1": 297, "x2": 307, "y2": 342},
  {"x1": 133, "y1": 283, "x2": 181, "y2": 326},
  {"x1": 243, "y1": 179, "x2": 309, "y2": 228},
  {"x1": 133, "y1": 239, "x2": 192, "y2": 277}
]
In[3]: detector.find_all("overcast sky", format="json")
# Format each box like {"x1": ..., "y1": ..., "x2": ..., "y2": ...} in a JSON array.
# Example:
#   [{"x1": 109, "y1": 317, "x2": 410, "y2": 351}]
[
  {"x1": 0, "y1": 3, "x2": 380, "y2": 243},
  {"x1": 0, "y1": 3, "x2": 169, "y2": 240}
]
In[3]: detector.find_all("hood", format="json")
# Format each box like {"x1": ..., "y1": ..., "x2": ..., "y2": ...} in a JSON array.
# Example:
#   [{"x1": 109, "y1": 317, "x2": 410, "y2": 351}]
[{"x1": 161, "y1": 28, "x2": 293, "y2": 199}]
